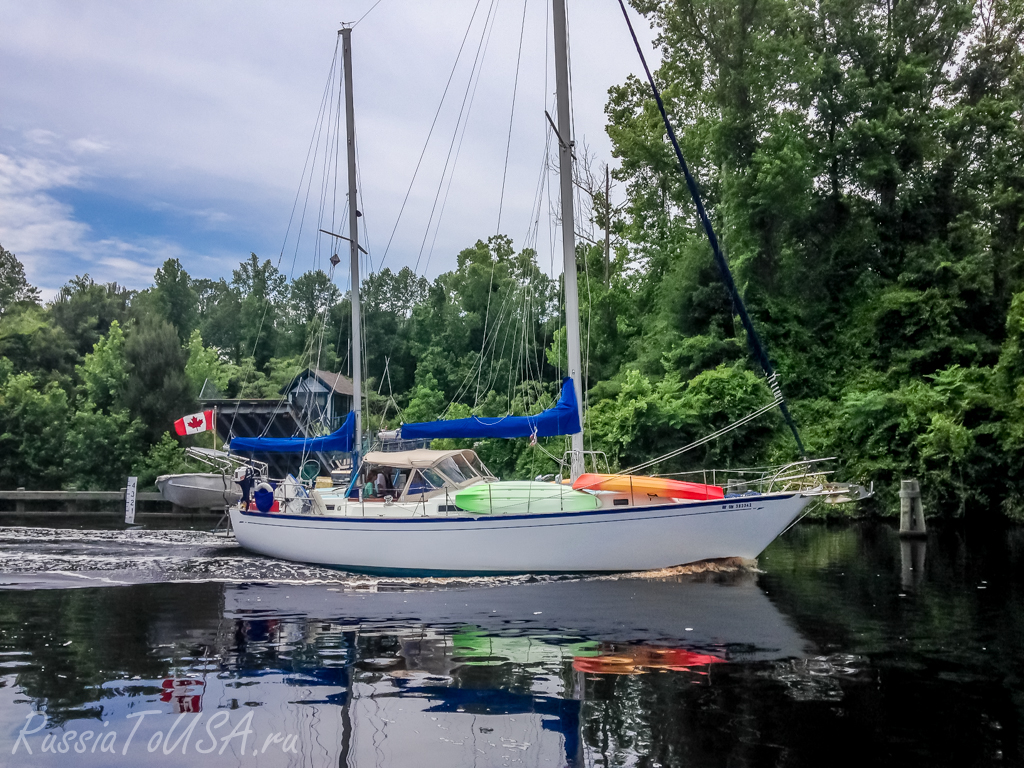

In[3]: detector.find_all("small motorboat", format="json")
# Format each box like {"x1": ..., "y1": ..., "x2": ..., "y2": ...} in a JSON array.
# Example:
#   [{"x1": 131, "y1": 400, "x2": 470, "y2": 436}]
[
  {"x1": 156, "y1": 473, "x2": 241, "y2": 509},
  {"x1": 156, "y1": 447, "x2": 267, "y2": 510}
]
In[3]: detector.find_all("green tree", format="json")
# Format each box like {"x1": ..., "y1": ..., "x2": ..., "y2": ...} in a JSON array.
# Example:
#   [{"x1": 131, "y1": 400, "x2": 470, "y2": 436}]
[
  {"x1": 132, "y1": 431, "x2": 195, "y2": 489},
  {"x1": 0, "y1": 370, "x2": 69, "y2": 489},
  {"x1": 0, "y1": 244, "x2": 41, "y2": 315},
  {"x1": 122, "y1": 318, "x2": 194, "y2": 443},
  {"x1": 65, "y1": 408, "x2": 143, "y2": 490},
  {"x1": 48, "y1": 275, "x2": 133, "y2": 359},
  {"x1": 195, "y1": 277, "x2": 242, "y2": 360},
  {"x1": 64, "y1": 320, "x2": 146, "y2": 489},
  {"x1": 361, "y1": 267, "x2": 428, "y2": 396},
  {"x1": 151, "y1": 258, "x2": 198, "y2": 342},
  {"x1": 232, "y1": 253, "x2": 286, "y2": 370},
  {"x1": 77, "y1": 319, "x2": 129, "y2": 411},
  {"x1": 0, "y1": 304, "x2": 77, "y2": 381},
  {"x1": 184, "y1": 329, "x2": 234, "y2": 397}
]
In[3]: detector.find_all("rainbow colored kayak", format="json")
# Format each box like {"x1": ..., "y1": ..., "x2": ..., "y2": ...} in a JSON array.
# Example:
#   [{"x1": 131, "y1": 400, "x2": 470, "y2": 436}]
[{"x1": 572, "y1": 473, "x2": 724, "y2": 500}]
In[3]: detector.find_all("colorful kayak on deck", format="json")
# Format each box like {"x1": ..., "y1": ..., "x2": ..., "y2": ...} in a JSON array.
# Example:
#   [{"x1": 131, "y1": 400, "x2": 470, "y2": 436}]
[
  {"x1": 455, "y1": 481, "x2": 602, "y2": 514},
  {"x1": 572, "y1": 473, "x2": 724, "y2": 501}
]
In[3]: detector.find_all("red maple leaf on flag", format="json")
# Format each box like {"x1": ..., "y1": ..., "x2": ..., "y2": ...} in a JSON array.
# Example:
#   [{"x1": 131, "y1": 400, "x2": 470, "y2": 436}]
[{"x1": 187, "y1": 416, "x2": 204, "y2": 429}]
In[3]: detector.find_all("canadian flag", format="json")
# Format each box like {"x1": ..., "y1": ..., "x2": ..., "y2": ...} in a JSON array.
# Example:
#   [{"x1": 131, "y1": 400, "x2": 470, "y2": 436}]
[{"x1": 174, "y1": 410, "x2": 214, "y2": 436}]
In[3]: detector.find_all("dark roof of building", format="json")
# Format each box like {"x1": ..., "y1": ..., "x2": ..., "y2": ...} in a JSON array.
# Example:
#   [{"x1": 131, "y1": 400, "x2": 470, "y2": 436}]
[{"x1": 285, "y1": 368, "x2": 354, "y2": 397}]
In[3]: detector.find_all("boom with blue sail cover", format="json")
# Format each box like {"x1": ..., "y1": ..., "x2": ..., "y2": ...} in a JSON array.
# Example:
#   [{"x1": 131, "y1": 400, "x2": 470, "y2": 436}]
[
  {"x1": 230, "y1": 411, "x2": 355, "y2": 453},
  {"x1": 400, "y1": 378, "x2": 581, "y2": 440}
]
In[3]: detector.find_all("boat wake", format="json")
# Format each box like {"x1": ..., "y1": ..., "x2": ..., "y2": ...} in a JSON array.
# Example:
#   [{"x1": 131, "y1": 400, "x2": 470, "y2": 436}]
[{"x1": 0, "y1": 526, "x2": 594, "y2": 591}]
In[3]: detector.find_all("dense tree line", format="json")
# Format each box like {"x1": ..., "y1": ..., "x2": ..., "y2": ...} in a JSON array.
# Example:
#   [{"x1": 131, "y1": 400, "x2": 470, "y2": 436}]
[{"x1": 1, "y1": 0, "x2": 1021, "y2": 518}]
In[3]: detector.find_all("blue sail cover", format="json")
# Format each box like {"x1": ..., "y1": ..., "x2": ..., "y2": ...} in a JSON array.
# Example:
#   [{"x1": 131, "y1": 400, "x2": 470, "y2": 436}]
[
  {"x1": 401, "y1": 378, "x2": 581, "y2": 440},
  {"x1": 230, "y1": 411, "x2": 355, "y2": 453}
]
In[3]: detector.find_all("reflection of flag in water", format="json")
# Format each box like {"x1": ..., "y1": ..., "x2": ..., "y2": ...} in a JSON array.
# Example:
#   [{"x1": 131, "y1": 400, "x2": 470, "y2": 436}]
[
  {"x1": 161, "y1": 679, "x2": 205, "y2": 713},
  {"x1": 572, "y1": 645, "x2": 725, "y2": 675},
  {"x1": 173, "y1": 410, "x2": 214, "y2": 436}
]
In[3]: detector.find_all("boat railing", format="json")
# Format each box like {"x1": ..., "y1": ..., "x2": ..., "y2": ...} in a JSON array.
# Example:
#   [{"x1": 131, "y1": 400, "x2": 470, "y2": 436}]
[
  {"x1": 653, "y1": 458, "x2": 844, "y2": 496},
  {"x1": 185, "y1": 447, "x2": 268, "y2": 478}
]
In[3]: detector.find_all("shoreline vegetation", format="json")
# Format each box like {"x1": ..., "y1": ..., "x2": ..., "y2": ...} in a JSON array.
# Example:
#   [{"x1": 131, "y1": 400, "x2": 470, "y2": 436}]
[{"x1": 2, "y1": 0, "x2": 1022, "y2": 521}]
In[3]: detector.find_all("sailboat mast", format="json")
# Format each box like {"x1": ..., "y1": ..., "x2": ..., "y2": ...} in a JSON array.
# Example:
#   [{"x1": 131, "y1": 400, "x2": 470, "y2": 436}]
[
  {"x1": 551, "y1": 0, "x2": 585, "y2": 481},
  {"x1": 341, "y1": 26, "x2": 363, "y2": 460}
]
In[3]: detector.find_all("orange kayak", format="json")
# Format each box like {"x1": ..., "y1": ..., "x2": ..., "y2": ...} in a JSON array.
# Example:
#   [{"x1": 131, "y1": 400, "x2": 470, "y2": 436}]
[{"x1": 572, "y1": 473, "x2": 724, "y2": 500}]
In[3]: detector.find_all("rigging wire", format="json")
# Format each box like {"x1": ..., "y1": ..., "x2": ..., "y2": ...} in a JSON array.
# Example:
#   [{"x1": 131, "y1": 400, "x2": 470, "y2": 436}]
[
  {"x1": 377, "y1": 0, "x2": 486, "y2": 272},
  {"x1": 495, "y1": 0, "x2": 530, "y2": 235},
  {"x1": 623, "y1": 395, "x2": 785, "y2": 476},
  {"x1": 352, "y1": 0, "x2": 386, "y2": 26},
  {"x1": 415, "y1": 0, "x2": 501, "y2": 275},
  {"x1": 227, "y1": 39, "x2": 342, "y2": 439},
  {"x1": 473, "y1": 0, "x2": 529, "y2": 406},
  {"x1": 372, "y1": 0, "x2": 508, "y2": 435}
]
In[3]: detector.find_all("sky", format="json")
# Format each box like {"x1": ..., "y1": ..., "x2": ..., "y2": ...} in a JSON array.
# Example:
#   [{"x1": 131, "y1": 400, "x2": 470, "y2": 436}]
[{"x1": 0, "y1": 1, "x2": 658, "y2": 301}]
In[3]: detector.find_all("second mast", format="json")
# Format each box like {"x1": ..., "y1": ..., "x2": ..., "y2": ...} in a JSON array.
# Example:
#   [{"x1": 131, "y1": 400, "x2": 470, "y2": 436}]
[{"x1": 341, "y1": 26, "x2": 363, "y2": 459}]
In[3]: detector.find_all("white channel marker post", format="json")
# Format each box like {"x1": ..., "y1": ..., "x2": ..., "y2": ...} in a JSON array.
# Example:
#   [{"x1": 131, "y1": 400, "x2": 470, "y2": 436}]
[{"x1": 125, "y1": 476, "x2": 138, "y2": 525}]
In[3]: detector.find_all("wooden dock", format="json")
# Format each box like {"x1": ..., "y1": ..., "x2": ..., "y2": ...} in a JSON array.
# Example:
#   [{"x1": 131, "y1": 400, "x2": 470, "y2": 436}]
[{"x1": 0, "y1": 488, "x2": 204, "y2": 516}]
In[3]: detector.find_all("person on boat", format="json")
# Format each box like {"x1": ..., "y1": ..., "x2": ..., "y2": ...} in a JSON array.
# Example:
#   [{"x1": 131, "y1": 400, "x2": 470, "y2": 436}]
[
  {"x1": 374, "y1": 469, "x2": 389, "y2": 496},
  {"x1": 233, "y1": 462, "x2": 255, "y2": 509},
  {"x1": 363, "y1": 472, "x2": 377, "y2": 498}
]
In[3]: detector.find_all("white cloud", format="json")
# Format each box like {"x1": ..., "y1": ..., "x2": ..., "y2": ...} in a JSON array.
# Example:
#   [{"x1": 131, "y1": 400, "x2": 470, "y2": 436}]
[
  {"x1": 0, "y1": 149, "x2": 235, "y2": 293},
  {"x1": 0, "y1": 151, "x2": 82, "y2": 195},
  {"x1": 23, "y1": 128, "x2": 59, "y2": 146},
  {"x1": 0, "y1": 152, "x2": 90, "y2": 282},
  {"x1": 69, "y1": 137, "x2": 110, "y2": 154},
  {"x1": 0, "y1": 0, "x2": 659, "y2": 289}
]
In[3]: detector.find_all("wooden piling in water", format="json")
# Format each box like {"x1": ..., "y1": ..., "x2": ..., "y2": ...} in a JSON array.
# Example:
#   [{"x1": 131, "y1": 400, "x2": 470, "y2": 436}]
[{"x1": 899, "y1": 479, "x2": 927, "y2": 537}]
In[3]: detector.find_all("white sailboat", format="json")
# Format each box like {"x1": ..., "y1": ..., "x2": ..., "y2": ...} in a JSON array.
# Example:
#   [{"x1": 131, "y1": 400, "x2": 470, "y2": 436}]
[{"x1": 228, "y1": 9, "x2": 864, "y2": 575}]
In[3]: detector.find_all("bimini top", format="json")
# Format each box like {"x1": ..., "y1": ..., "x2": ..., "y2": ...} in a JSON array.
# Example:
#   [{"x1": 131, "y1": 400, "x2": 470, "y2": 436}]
[
  {"x1": 400, "y1": 378, "x2": 581, "y2": 441},
  {"x1": 230, "y1": 411, "x2": 355, "y2": 454},
  {"x1": 361, "y1": 448, "x2": 482, "y2": 470}
]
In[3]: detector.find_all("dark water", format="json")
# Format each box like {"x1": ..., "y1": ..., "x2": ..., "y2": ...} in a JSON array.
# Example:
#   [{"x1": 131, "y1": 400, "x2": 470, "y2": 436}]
[{"x1": 0, "y1": 522, "x2": 1021, "y2": 767}]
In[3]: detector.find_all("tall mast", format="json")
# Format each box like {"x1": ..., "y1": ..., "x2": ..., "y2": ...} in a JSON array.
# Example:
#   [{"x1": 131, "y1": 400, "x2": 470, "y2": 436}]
[
  {"x1": 552, "y1": 0, "x2": 585, "y2": 481},
  {"x1": 341, "y1": 26, "x2": 363, "y2": 460}
]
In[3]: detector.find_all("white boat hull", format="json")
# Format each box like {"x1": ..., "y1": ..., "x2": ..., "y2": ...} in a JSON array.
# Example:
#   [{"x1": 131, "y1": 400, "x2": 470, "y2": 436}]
[
  {"x1": 156, "y1": 473, "x2": 241, "y2": 509},
  {"x1": 228, "y1": 493, "x2": 811, "y2": 575}
]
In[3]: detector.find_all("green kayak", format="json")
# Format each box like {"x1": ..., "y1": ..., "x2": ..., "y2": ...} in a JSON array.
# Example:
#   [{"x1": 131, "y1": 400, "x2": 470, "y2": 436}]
[{"x1": 454, "y1": 481, "x2": 601, "y2": 514}]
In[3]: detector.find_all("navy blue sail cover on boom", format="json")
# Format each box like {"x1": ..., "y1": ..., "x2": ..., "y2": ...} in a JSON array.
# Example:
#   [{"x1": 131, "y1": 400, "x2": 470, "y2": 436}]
[
  {"x1": 230, "y1": 411, "x2": 355, "y2": 453},
  {"x1": 401, "y1": 378, "x2": 581, "y2": 440}
]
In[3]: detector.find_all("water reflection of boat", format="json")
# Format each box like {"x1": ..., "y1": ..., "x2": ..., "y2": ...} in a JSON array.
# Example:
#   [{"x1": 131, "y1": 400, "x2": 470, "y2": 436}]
[
  {"x1": 218, "y1": 575, "x2": 811, "y2": 767},
  {"x1": 572, "y1": 645, "x2": 726, "y2": 675},
  {"x1": 222, "y1": 574, "x2": 810, "y2": 658},
  {"x1": 0, "y1": 573, "x2": 812, "y2": 768}
]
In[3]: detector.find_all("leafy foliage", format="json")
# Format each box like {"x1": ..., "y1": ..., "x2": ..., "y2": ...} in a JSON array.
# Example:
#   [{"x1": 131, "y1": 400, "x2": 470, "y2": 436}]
[
  {"x1": 0, "y1": 244, "x2": 41, "y2": 314},
  {"x1": 1, "y1": 0, "x2": 1022, "y2": 517}
]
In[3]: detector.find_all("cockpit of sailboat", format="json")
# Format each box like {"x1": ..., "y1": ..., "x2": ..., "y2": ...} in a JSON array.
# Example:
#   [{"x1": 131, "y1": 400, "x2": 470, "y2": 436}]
[{"x1": 352, "y1": 449, "x2": 494, "y2": 502}]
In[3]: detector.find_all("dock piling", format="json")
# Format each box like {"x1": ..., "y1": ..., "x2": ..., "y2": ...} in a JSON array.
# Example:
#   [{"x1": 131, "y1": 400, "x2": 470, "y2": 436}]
[{"x1": 899, "y1": 479, "x2": 927, "y2": 537}]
